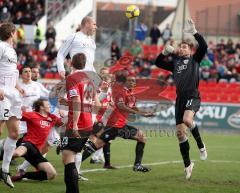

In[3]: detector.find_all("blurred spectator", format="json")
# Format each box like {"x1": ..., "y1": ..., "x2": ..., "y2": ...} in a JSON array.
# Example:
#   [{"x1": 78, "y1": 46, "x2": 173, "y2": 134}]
[
  {"x1": 130, "y1": 40, "x2": 143, "y2": 57},
  {"x1": 0, "y1": 0, "x2": 45, "y2": 24},
  {"x1": 149, "y1": 24, "x2": 161, "y2": 45},
  {"x1": 21, "y1": 13, "x2": 34, "y2": 24},
  {"x1": 34, "y1": 23, "x2": 43, "y2": 50},
  {"x1": 139, "y1": 63, "x2": 151, "y2": 78},
  {"x1": 162, "y1": 24, "x2": 172, "y2": 45},
  {"x1": 13, "y1": 11, "x2": 23, "y2": 24},
  {"x1": 200, "y1": 55, "x2": 213, "y2": 69},
  {"x1": 44, "y1": 38, "x2": 57, "y2": 61},
  {"x1": 216, "y1": 39, "x2": 226, "y2": 51},
  {"x1": 17, "y1": 24, "x2": 25, "y2": 42},
  {"x1": 0, "y1": 7, "x2": 10, "y2": 22},
  {"x1": 225, "y1": 39, "x2": 235, "y2": 54},
  {"x1": 135, "y1": 22, "x2": 148, "y2": 42},
  {"x1": 111, "y1": 41, "x2": 121, "y2": 61},
  {"x1": 45, "y1": 22, "x2": 56, "y2": 42}
]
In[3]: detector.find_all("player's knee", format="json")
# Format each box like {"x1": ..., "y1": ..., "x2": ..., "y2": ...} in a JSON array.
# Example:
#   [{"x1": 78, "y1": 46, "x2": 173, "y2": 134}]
[
  {"x1": 183, "y1": 117, "x2": 192, "y2": 128},
  {"x1": 136, "y1": 131, "x2": 146, "y2": 143},
  {"x1": 13, "y1": 151, "x2": 21, "y2": 158},
  {"x1": 47, "y1": 169, "x2": 57, "y2": 180},
  {"x1": 8, "y1": 130, "x2": 19, "y2": 139},
  {"x1": 176, "y1": 130, "x2": 185, "y2": 141}
]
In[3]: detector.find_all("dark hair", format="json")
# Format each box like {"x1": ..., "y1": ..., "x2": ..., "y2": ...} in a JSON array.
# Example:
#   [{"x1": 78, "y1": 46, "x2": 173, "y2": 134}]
[
  {"x1": 33, "y1": 98, "x2": 48, "y2": 112},
  {"x1": 71, "y1": 53, "x2": 86, "y2": 70},
  {"x1": 0, "y1": 22, "x2": 16, "y2": 41},
  {"x1": 180, "y1": 39, "x2": 194, "y2": 49},
  {"x1": 20, "y1": 65, "x2": 31, "y2": 75}
]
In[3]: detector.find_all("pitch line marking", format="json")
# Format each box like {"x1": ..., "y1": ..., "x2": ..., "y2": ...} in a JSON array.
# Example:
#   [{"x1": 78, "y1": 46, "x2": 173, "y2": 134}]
[{"x1": 80, "y1": 160, "x2": 240, "y2": 174}]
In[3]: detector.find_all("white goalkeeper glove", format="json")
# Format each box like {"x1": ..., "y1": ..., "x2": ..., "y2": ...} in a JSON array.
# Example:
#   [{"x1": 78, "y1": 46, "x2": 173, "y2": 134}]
[
  {"x1": 183, "y1": 19, "x2": 197, "y2": 35},
  {"x1": 162, "y1": 45, "x2": 174, "y2": 56}
]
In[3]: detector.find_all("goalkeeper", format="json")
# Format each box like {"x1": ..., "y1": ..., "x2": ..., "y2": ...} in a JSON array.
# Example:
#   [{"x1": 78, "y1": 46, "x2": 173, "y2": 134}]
[{"x1": 155, "y1": 19, "x2": 208, "y2": 180}]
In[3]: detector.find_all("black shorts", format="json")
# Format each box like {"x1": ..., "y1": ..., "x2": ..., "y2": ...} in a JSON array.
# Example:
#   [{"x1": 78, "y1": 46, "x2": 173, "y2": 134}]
[
  {"x1": 61, "y1": 130, "x2": 91, "y2": 153},
  {"x1": 92, "y1": 122, "x2": 105, "y2": 135},
  {"x1": 99, "y1": 125, "x2": 138, "y2": 143},
  {"x1": 21, "y1": 141, "x2": 48, "y2": 168},
  {"x1": 175, "y1": 96, "x2": 201, "y2": 125}
]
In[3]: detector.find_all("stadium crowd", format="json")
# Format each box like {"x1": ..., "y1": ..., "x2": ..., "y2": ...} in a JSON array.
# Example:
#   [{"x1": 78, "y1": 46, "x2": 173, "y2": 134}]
[
  {"x1": 0, "y1": 0, "x2": 44, "y2": 24},
  {"x1": 110, "y1": 37, "x2": 240, "y2": 83}
]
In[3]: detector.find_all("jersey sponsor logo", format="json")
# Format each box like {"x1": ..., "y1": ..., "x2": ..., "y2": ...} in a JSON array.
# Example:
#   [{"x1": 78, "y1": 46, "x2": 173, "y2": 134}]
[
  {"x1": 69, "y1": 89, "x2": 78, "y2": 97},
  {"x1": 177, "y1": 64, "x2": 187, "y2": 73},
  {"x1": 183, "y1": 59, "x2": 189, "y2": 64},
  {"x1": 40, "y1": 120, "x2": 50, "y2": 127}
]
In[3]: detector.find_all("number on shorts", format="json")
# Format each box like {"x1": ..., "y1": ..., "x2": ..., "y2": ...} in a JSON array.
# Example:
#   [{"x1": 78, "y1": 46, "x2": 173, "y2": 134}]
[
  {"x1": 186, "y1": 99, "x2": 193, "y2": 107},
  {"x1": 4, "y1": 109, "x2": 9, "y2": 118}
]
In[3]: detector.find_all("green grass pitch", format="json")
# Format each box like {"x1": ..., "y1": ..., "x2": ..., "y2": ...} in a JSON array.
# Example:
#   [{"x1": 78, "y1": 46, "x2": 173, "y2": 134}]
[{"x1": 1, "y1": 131, "x2": 240, "y2": 193}]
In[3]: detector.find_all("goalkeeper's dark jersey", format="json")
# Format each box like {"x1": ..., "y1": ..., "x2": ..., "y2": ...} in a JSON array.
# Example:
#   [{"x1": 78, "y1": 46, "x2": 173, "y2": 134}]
[{"x1": 155, "y1": 33, "x2": 207, "y2": 97}]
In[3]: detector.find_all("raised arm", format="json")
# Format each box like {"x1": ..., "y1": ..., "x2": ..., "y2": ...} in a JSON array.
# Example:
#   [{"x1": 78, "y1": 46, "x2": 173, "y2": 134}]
[
  {"x1": 183, "y1": 19, "x2": 208, "y2": 63},
  {"x1": 193, "y1": 33, "x2": 208, "y2": 63},
  {"x1": 155, "y1": 45, "x2": 175, "y2": 72}
]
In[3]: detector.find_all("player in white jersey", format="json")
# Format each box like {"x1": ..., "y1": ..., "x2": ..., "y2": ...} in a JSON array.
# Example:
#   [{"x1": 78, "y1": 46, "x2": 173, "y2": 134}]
[
  {"x1": 57, "y1": 16, "x2": 99, "y2": 181},
  {"x1": 57, "y1": 16, "x2": 97, "y2": 79},
  {"x1": 17, "y1": 65, "x2": 49, "y2": 132},
  {"x1": 0, "y1": 22, "x2": 22, "y2": 188},
  {"x1": 31, "y1": 67, "x2": 50, "y2": 97}
]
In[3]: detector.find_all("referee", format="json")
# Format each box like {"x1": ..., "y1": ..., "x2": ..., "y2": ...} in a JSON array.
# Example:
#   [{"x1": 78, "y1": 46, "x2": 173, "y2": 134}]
[
  {"x1": 57, "y1": 16, "x2": 97, "y2": 79},
  {"x1": 155, "y1": 19, "x2": 208, "y2": 180}
]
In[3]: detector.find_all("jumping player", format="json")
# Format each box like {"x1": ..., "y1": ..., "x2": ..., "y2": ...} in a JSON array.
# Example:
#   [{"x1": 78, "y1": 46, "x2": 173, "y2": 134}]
[{"x1": 155, "y1": 19, "x2": 208, "y2": 179}]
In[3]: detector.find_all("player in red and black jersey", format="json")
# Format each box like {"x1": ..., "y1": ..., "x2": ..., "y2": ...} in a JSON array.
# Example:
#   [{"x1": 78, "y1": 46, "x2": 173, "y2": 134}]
[
  {"x1": 82, "y1": 76, "x2": 155, "y2": 172},
  {"x1": 61, "y1": 53, "x2": 96, "y2": 193},
  {"x1": 11, "y1": 98, "x2": 63, "y2": 182}
]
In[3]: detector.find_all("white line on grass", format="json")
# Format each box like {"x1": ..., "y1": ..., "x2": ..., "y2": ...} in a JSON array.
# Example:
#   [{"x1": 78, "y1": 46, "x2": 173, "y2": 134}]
[{"x1": 80, "y1": 160, "x2": 240, "y2": 174}]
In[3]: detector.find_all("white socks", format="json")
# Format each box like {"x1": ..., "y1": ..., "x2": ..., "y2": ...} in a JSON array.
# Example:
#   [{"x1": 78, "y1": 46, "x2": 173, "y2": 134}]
[
  {"x1": 75, "y1": 152, "x2": 82, "y2": 174},
  {"x1": 18, "y1": 160, "x2": 30, "y2": 172},
  {"x1": 2, "y1": 137, "x2": 17, "y2": 173},
  {"x1": 92, "y1": 148, "x2": 104, "y2": 161}
]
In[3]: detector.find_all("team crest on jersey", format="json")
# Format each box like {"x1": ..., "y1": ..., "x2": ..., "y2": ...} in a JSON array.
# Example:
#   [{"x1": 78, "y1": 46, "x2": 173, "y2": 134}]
[
  {"x1": 183, "y1": 59, "x2": 189, "y2": 64},
  {"x1": 69, "y1": 89, "x2": 78, "y2": 97}
]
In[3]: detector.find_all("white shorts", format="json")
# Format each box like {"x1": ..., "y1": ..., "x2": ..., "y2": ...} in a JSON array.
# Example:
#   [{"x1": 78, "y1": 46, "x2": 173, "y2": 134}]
[
  {"x1": 0, "y1": 89, "x2": 22, "y2": 120},
  {"x1": 47, "y1": 127, "x2": 60, "y2": 146},
  {"x1": 19, "y1": 121, "x2": 27, "y2": 135}
]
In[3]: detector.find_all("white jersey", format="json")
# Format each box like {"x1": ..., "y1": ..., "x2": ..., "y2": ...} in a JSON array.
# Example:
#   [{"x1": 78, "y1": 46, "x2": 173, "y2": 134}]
[
  {"x1": 0, "y1": 41, "x2": 18, "y2": 90},
  {"x1": 18, "y1": 80, "x2": 49, "y2": 112},
  {"x1": 57, "y1": 31, "x2": 96, "y2": 73},
  {"x1": 18, "y1": 80, "x2": 49, "y2": 134}
]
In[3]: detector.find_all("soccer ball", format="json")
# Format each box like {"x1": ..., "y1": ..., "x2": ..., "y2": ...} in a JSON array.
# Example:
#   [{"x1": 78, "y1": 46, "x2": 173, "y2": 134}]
[{"x1": 125, "y1": 5, "x2": 140, "y2": 19}]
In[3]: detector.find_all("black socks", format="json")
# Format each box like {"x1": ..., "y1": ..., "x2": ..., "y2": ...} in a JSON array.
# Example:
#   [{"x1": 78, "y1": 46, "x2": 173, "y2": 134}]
[
  {"x1": 191, "y1": 125, "x2": 204, "y2": 149},
  {"x1": 64, "y1": 162, "x2": 79, "y2": 193},
  {"x1": 134, "y1": 142, "x2": 145, "y2": 166},
  {"x1": 179, "y1": 140, "x2": 191, "y2": 167}
]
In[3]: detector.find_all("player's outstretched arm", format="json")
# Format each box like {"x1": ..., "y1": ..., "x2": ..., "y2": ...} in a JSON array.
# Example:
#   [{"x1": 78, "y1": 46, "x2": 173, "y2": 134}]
[
  {"x1": 183, "y1": 19, "x2": 208, "y2": 62},
  {"x1": 155, "y1": 45, "x2": 174, "y2": 72},
  {"x1": 132, "y1": 107, "x2": 155, "y2": 117}
]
